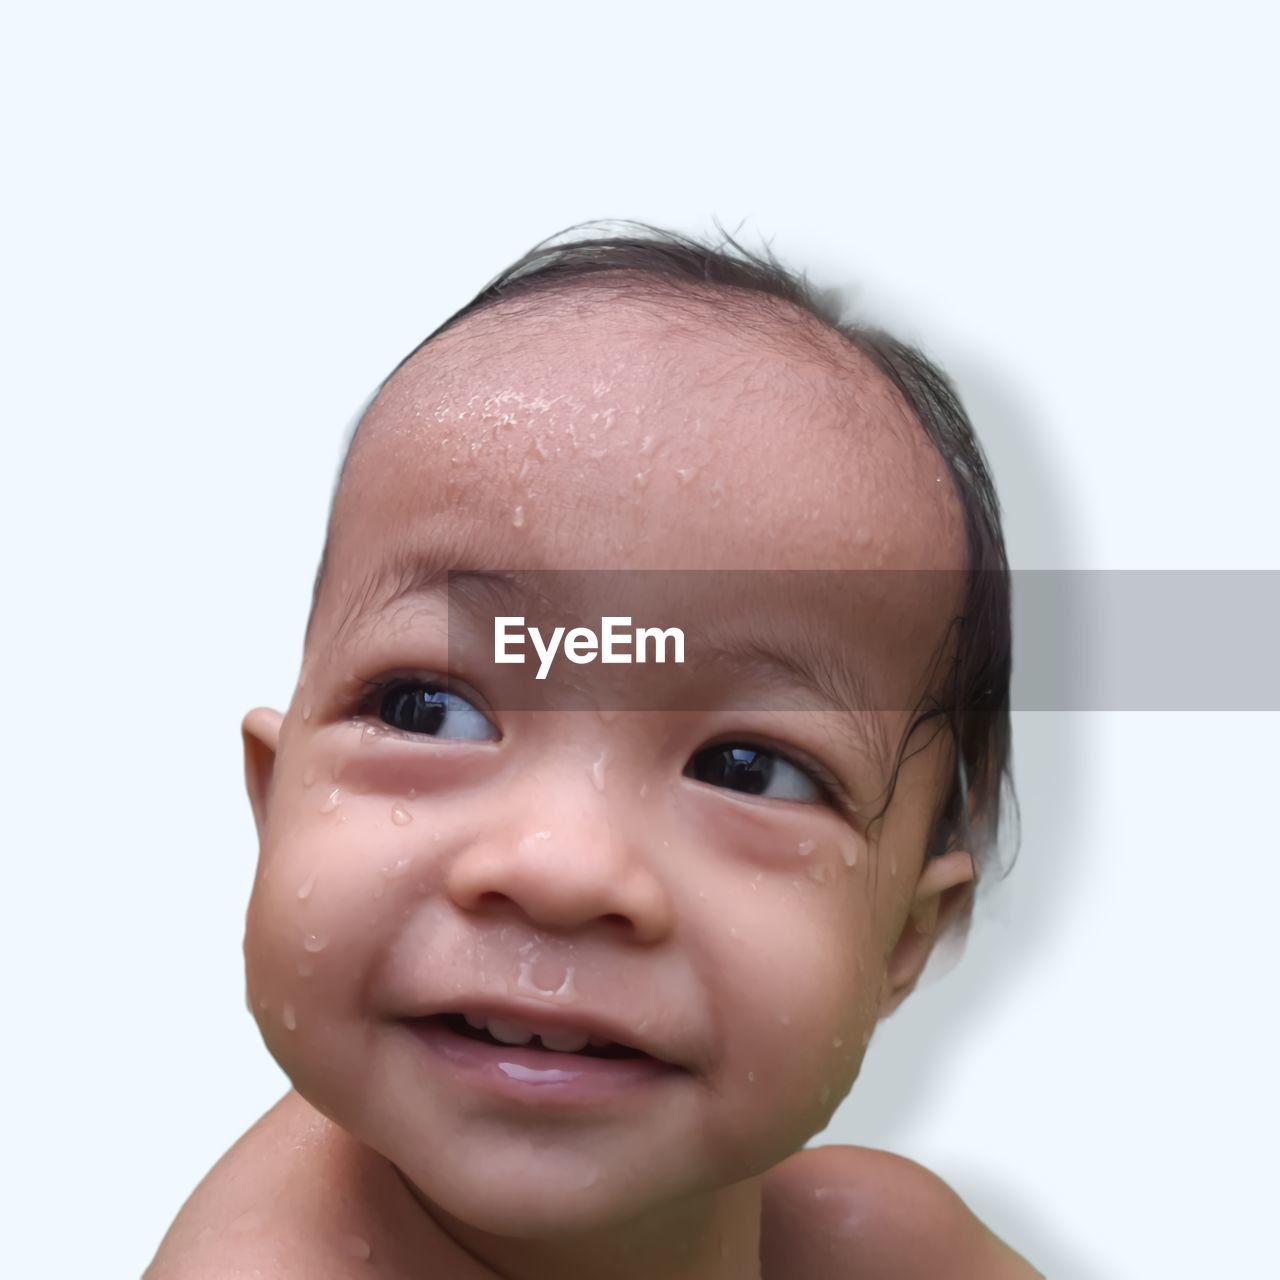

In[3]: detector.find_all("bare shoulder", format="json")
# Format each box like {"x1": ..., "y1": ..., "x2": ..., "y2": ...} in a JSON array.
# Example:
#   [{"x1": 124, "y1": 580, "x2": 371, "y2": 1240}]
[
  {"x1": 143, "y1": 1089, "x2": 420, "y2": 1280},
  {"x1": 762, "y1": 1144, "x2": 1044, "y2": 1280}
]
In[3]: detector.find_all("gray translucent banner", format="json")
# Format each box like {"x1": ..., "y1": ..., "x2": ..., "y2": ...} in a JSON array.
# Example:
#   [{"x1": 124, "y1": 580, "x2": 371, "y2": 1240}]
[
  {"x1": 1010, "y1": 570, "x2": 1279, "y2": 711},
  {"x1": 434, "y1": 569, "x2": 1280, "y2": 712}
]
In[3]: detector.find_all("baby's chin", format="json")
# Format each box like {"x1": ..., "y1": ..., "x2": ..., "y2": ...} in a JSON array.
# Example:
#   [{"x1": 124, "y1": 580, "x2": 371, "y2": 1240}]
[
  {"x1": 396, "y1": 1146, "x2": 640, "y2": 1238},
  {"x1": 279, "y1": 1036, "x2": 806, "y2": 1236}
]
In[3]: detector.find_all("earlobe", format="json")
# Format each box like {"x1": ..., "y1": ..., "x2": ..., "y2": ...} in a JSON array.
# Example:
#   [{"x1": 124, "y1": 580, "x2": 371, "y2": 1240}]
[
  {"x1": 241, "y1": 707, "x2": 284, "y2": 843},
  {"x1": 878, "y1": 849, "x2": 977, "y2": 1019}
]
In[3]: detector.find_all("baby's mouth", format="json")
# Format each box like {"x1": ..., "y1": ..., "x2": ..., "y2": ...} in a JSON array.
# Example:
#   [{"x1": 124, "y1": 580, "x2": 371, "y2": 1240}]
[{"x1": 424, "y1": 1012, "x2": 651, "y2": 1062}]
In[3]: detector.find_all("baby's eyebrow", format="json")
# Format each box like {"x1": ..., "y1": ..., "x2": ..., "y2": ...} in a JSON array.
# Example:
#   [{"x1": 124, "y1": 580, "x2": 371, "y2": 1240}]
[
  {"x1": 329, "y1": 550, "x2": 517, "y2": 652},
  {"x1": 332, "y1": 551, "x2": 888, "y2": 723}
]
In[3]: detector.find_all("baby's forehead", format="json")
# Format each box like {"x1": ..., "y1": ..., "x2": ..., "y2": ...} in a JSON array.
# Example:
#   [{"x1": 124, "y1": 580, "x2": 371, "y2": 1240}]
[
  {"x1": 332, "y1": 291, "x2": 965, "y2": 579},
  {"x1": 309, "y1": 297, "x2": 968, "y2": 731}
]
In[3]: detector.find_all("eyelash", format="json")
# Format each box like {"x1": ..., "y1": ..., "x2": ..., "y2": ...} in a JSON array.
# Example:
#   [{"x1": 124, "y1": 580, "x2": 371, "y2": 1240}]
[{"x1": 350, "y1": 676, "x2": 862, "y2": 822}]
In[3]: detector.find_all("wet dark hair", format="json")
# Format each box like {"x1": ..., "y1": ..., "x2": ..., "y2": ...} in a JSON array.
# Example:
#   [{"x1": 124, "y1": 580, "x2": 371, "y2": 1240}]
[{"x1": 308, "y1": 218, "x2": 1018, "y2": 893}]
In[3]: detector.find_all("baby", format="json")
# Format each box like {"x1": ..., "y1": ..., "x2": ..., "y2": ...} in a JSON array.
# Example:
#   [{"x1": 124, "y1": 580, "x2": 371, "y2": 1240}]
[{"x1": 145, "y1": 222, "x2": 1041, "y2": 1279}]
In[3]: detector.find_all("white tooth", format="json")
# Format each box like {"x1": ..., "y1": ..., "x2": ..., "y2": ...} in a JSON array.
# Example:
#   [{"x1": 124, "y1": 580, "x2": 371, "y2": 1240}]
[
  {"x1": 485, "y1": 1016, "x2": 536, "y2": 1045},
  {"x1": 464, "y1": 1012, "x2": 488, "y2": 1032},
  {"x1": 538, "y1": 1027, "x2": 592, "y2": 1053}
]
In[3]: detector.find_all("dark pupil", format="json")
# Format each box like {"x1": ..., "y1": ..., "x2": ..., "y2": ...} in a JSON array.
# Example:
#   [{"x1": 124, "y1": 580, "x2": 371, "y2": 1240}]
[
  {"x1": 381, "y1": 684, "x2": 449, "y2": 735},
  {"x1": 691, "y1": 746, "x2": 773, "y2": 796}
]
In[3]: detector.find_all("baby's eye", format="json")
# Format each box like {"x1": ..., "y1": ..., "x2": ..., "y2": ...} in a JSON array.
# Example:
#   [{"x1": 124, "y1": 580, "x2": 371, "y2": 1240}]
[
  {"x1": 361, "y1": 677, "x2": 499, "y2": 742},
  {"x1": 684, "y1": 741, "x2": 829, "y2": 805}
]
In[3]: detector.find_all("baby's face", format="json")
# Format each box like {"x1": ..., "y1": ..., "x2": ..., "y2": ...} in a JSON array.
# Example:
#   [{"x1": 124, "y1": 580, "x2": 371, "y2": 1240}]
[{"x1": 241, "y1": 296, "x2": 975, "y2": 1238}]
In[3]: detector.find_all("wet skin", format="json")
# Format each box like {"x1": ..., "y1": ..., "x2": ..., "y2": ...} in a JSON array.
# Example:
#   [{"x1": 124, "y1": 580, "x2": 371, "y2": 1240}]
[{"x1": 225, "y1": 287, "x2": 999, "y2": 1280}]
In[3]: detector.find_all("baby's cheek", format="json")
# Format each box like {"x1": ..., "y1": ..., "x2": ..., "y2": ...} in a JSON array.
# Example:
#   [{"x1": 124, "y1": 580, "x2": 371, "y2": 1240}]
[
  {"x1": 691, "y1": 896, "x2": 870, "y2": 1157},
  {"x1": 242, "y1": 867, "x2": 376, "y2": 1110},
  {"x1": 750, "y1": 971, "x2": 875, "y2": 1133},
  {"x1": 243, "y1": 814, "x2": 380, "y2": 1029}
]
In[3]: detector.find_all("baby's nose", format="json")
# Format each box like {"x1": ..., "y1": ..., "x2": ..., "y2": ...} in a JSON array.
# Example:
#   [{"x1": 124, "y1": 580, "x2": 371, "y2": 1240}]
[{"x1": 442, "y1": 772, "x2": 674, "y2": 942}]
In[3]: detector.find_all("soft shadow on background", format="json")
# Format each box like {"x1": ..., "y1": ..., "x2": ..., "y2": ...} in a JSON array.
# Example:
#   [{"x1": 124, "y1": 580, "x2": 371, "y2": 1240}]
[{"x1": 821, "y1": 346, "x2": 1110, "y2": 1277}]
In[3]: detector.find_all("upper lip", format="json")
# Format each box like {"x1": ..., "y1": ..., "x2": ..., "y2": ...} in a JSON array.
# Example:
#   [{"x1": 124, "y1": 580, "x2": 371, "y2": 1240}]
[{"x1": 416, "y1": 996, "x2": 689, "y2": 1071}]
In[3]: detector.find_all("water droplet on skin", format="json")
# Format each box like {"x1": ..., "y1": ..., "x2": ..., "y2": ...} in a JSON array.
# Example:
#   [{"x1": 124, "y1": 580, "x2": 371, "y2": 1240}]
[
  {"x1": 889, "y1": 852, "x2": 898, "y2": 875},
  {"x1": 746, "y1": 1071, "x2": 756, "y2": 1083},
  {"x1": 729, "y1": 926, "x2": 738, "y2": 938},
  {"x1": 516, "y1": 958, "x2": 579, "y2": 1001},
  {"x1": 406, "y1": 787, "x2": 418, "y2": 800},
  {"x1": 303, "y1": 932, "x2": 329, "y2": 953},
  {"x1": 634, "y1": 469, "x2": 651, "y2": 490},
  {"x1": 710, "y1": 477, "x2": 726, "y2": 507},
  {"x1": 257, "y1": 997, "x2": 270, "y2": 1011},
  {"x1": 319, "y1": 787, "x2": 342, "y2": 815},
  {"x1": 361, "y1": 724, "x2": 382, "y2": 746},
  {"x1": 297, "y1": 959, "x2": 314, "y2": 978},
  {"x1": 283, "y1": 1003, "x2": 297, "y2": 1031},
  {"x1": 797, "y1": 839, "x2": 817, "y2": 857},
  {"x1": 639, "y1": 433, "x2": 658, "y2": 456},
  {"x1": 382, "y1": 857, "x2": 412, "y2": 878},
  {"x1": 391, "y1": 804, "x2": 413, "y2": 826},
  {"x1": 339, "y1": 1234, "x2": 372, "y2": 1261},
  {"x1": 297, "y1": 874, "x2": 316, "y2": 901},
  {"x1": 638, "y1": 781, "x2": 648, "y2": 798},
  {"x1": 675, "y1": 465, "x2": 699, "y2": 485},
  {"x1": 807, "y1": 864, "x2": 834, "y2": 885},
  {"x1": 512, "y1": 505, "x2": 526, "y2": 528},
  {"x1": 840, "y1": 837, "x2": 861, "y2": 868},
  {"x1": 833, "y1": 1037, "x2": 843, "y2": 1048},
  {"x1": 596, "y1": 704, "x2": 620, "y2": 725},
  {"x1": 301, "y1": 766, "x2": 317, "y2": 788},
  {"x1": 301, "y1": 703, "x2": 313, "y2": 722},
  {"x1": 588, "y1": 752, "x2": 607, "y2": 791}
]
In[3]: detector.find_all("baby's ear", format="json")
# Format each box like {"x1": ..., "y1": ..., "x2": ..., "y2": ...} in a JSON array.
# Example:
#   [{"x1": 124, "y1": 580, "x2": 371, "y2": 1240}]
[
  {"x1": 878, "y1": 850, "x2": 976, "y2": 1019},
  {"x1": 241, "y1": 707, "x2": 284, "y2": 843}
]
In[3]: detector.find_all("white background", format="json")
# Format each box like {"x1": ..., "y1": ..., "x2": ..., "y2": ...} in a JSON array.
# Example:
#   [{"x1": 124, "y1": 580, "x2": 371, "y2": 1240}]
[{"x1": 3, "y1": 4, "x2": 1276, "y2": 1277}]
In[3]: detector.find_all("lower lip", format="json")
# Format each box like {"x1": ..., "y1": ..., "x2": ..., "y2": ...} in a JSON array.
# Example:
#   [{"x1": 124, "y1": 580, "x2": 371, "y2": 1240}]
[{"x1": 406, "y1": 1017, "x2": 686, "y2": 1106}]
